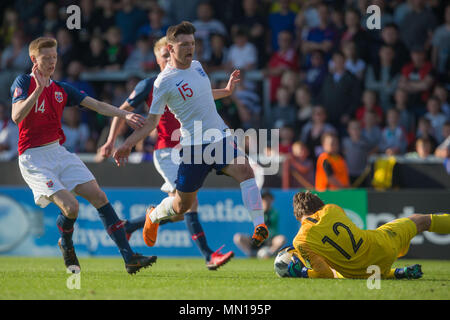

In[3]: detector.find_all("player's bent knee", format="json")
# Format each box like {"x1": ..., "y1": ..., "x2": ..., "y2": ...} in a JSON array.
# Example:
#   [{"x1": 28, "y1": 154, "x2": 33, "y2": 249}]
[{"x1": 62, "y1": 201, "x2": 79, "y2": 219}]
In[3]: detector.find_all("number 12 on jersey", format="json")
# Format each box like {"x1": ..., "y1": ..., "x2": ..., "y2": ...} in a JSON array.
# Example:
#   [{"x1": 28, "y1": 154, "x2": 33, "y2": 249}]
[{"x1": 178, "y1": 83, "x2": 193, "y2": 101}]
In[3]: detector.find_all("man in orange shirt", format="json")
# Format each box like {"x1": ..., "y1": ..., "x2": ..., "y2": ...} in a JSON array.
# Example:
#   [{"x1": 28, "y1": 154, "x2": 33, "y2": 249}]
[{"x1": 315, "y1": 132, "x2": 350, "y2": 191}]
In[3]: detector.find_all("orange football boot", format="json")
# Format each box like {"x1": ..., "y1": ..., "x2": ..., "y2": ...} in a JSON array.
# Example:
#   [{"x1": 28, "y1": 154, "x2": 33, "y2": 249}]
[
  {"x1": 251, "y1": 223, "x2": 269, "y2": 247},
  {"x1": 142, "y1": 207, "x2": 159, "y2": 247}
]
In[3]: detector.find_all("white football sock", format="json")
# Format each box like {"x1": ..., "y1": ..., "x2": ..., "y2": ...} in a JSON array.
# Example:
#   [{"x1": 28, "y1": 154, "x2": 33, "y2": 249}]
[
  {"x1": 240, "y1": 178, "x2": 265, "y2": 227},
  {"x1": 150, "y1": 196, "x2": 176, "y2": 223}
]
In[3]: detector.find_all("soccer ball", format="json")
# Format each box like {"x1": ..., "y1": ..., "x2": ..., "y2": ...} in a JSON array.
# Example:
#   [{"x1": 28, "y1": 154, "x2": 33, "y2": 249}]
[{"x1": 274, "y1": 246, "x2": 295, "y2": 277}]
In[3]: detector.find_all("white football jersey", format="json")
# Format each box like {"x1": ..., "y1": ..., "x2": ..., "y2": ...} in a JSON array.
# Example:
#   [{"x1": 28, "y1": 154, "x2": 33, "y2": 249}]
[{"x1": 149, "y1": 60, "x2": 229, "y2": 146}]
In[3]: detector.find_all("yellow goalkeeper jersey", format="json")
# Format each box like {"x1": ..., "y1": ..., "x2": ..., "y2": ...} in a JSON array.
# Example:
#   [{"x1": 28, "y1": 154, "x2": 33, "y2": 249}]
[{"x1": 293, "y1": 204, "x2": 417, "y2": 279}]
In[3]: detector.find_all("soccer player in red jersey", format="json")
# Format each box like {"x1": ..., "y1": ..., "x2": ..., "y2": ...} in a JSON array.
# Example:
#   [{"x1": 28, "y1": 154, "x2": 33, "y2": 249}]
[
  {"x1": 99, "y1": 37, "x2": 236, "y2": 270},
  {"x1": 10, "y1": 37, "x2": 156, "y2": 274}
]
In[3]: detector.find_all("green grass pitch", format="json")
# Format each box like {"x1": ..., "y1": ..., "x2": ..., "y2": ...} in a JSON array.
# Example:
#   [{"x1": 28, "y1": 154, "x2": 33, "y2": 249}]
[{"x1": 1, "y1": 257, "x2": 449, "y2": 300}]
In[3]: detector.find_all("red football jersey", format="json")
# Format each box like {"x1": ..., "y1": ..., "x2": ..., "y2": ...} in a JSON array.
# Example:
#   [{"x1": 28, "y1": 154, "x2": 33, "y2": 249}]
[
  {"x1": 11, "y1": 74, "x2": 87, "y2": 155},
  {"x1": 127, "y1": 77, "x2": 180, "y2": 150}
]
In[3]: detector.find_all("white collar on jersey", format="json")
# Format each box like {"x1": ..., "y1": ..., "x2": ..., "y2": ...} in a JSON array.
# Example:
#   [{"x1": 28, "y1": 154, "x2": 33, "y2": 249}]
[{"x1": 30, "y1": 73, "x2": 53, "y2": 87}]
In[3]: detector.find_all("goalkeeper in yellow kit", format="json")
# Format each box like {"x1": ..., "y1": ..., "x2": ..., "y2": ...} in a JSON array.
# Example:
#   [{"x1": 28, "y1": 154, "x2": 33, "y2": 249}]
[{"x1": 287, "y1": 191, "x2": 450, "y2": 279}]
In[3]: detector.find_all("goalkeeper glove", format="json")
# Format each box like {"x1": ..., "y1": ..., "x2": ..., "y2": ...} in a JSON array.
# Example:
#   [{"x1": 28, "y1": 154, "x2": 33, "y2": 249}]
[{"x1": 394, "y1": 264, "x2": 423, "y2": 279}]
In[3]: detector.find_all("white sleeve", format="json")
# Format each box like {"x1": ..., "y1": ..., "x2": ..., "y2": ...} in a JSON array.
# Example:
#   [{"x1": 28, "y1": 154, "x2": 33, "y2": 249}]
[{"x1": 149, "y1": 76, "x2": 168, "y2": 115}]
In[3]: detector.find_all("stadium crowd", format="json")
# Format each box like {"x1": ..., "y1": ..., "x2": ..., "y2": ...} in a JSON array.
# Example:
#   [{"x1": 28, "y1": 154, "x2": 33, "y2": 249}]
[{"x1": 0, "y1": 0, "x2": 449, "y2": 188}]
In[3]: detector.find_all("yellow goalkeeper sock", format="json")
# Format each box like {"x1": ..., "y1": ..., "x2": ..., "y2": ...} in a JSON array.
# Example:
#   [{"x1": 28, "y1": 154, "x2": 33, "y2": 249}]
[{"x1": 429, "y1": 214, "x2": 450, "y2": 234}]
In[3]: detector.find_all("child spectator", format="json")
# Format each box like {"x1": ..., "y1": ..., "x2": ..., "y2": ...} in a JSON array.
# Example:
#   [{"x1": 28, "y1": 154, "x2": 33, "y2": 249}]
[
  {"x1": 294, "y1": 85, "x2": 313, "y2": 129},
  {"x1": 282, "y1": 141, "x2": 315, "y2": 189},
  {"x1": 393, "y1": 88, "x2": 415, "y2": 140},
  {"x1": 416, "y1": 116, "x2": 439, "y2": 151},
  {"x1": 104, "y1": 26, "x2": 128, "y2": 70},
  {"x1": 361, "y1": 110, "x2": 382, "y2": 153},
  {"x1": 300, "y1": 49, "x2": 327, "y2": 98},
  {"x1": 433, "y1": 84, "x2": 450, "y2": 120},
  {"x1": 207, "y1": 33, "x2": 228, "y2": 72},
  {"x1": 300, "y1": 105, "x2": 337, "y2": 161},
  {"x1": 278, "y1": 125, "x2": 295, "y2": 155},
  {"x1": 124, "y1": 35, "x2": 156, "y2": 71},
  {"x1": 62, "y1": 107, "x2": 90, "y2": 153},
  {"x1": 342, "y1": 40, "x2": 366, "y2": 80},
  {"x1": 425, "y1": 96, "x2": 448, "y2": 143},
  {"x1": 226, "y1": 28, "x2": 257, "y2": 71},
  {"x1": 272, "y1": 86, "x2": 297, "y2": 129},
  {"x1": 355, "y1": 90, "x2": 384, "y2": 127},
  {"x1": 379, "y1": 108, "x2": 408, "y2": 155},
  {"x1": 342, "y1": 119, "x2": 371, "y2": 185},
  {"x1": 137, "y1": 6, "x2": 169, "y2": 43},
  {"x1": 315, "y1": 132, "x2": 350, "y2": 191},
  {"x1": 83, "y1": 36, "x2": 108, "y2": 71}
]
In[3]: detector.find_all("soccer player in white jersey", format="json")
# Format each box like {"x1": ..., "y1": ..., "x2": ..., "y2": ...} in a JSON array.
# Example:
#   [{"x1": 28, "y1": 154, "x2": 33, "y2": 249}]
[{"x1": 113, "y1": 21, "x2": 269, "y2": 249}]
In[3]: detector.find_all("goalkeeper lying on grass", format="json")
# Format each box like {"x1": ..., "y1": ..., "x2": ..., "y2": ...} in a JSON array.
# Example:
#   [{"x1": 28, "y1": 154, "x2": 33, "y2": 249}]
[{"x1": 281, "y1": 191, "x2": 450, "y2": 279}]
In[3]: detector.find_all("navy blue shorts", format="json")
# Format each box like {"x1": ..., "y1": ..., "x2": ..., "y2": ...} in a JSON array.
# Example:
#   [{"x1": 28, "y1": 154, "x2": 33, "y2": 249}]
[{"x1": 175, "y1": 136, "x2": 244, "y2": 193}]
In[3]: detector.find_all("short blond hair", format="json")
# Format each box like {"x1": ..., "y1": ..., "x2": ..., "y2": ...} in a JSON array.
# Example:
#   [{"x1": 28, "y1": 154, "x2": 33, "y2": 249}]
[
  {"x1": 153, "y1": 36, "x2": 167, "y2": 56},
  {"x1": 29, "y1": 37, "x2": 57, "y2": 57}
]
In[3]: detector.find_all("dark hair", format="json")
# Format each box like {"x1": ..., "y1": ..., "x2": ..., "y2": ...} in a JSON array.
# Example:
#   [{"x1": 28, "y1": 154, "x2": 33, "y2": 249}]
[
  {"x1": 166, "y1": 21, "x2": 196, "y2": 43},
  {"x1": 293, "y1": 191, "x2": 325, "y2": 221}
]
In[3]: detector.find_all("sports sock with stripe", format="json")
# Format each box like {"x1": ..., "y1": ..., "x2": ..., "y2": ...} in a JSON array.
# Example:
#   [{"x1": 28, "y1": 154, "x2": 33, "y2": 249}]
[
  {"x1": 56, "y1": 213, "x2": 76, "y2": 250},
  {"x1": 185, "y1": 211, "x2": 213, "y2": 261}
]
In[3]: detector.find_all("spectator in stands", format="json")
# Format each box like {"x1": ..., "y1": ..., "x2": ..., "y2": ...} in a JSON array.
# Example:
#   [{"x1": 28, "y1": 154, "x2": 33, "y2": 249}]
[
  {"x1": 300, "y1": 49, "x2": 327, "y2": 99},
  {"x1": 234, "y1": 189, "x2": 286, "y2": 259},
  {"x1": 265, "y1": 30, "x2": 299, "y2": 102},
  {"x1": 272, "y1": 86, "x2": 297, "y2": 129},
  {"x1": 315, "y1": 132, "x2": 350, "y2": 191},
  {"x1": 302, "y1": 3, "x2": 336, "y2": 63},
  {"x1": 124, "y1": 35, "x2": 156, "y2": 72},
  {"x1": 207, "y1": 33, "x2": 228, "y2": 72},
  {"x1": 431, "y1": 4, "x2": 450, "y2": 76},
  {"x1": 406, "y1": 137, "x2": 435, "y2": 160},
  {"x1": 0, "y1": 8, "x2": 20, "y2": 48},
  {"x1": 115, "y1": 0, "x2": 147, "y2": 46},
  {"x1": 398, "y1": 46, "x2": 434, "y2": 114},
  {"x1": 83, "y1": 36, "x2": 108, "y2": 71},
  {"x1": 365, "y1": 44, "x2": 400, "y2": 111},
  {"x1": 282, "y1": 141, "x2": 315, "y2": 189},
  {"x1": 300, "y1": 105, "x2": 337, "y2": 161},
  {"x1": 379, "y1": 108, "x2": 408, "y2": 156},
  {"x1": 226, "y1": 28, "x2": 257, "y2": 71},
  {"x1": 233, "y1": 73, "x2": 262, "y2": 129},
  {"x1": 416, "y1": 116, "x2": 438, "y2": 150},
  {"x1": 342, "y1": 119, "x2": 371, "y2": 185},
  {"x1": 294, "y1": 85, "x2": 313, "y2": 130},
  {"x1": 341, "y1": 7, "x2": 370, "y2": 63},
  {"x1": 91, "y1": 0, "x2": 117, "y2": 34},
  {"x1": 268, "y1": 0, "x2": 297, "y2": 52},
  {"x1": 278, "y1": 125, "x2": 295, "y2": 155},
  {"x1": 341, "y1": 40, "x2": 366, "y2": 80},
  {"x1": 0, "y1": 30, "x2": 32, "y2": 103},
  {"x1": 435, "y1": 122, "x2": 450, "y2": 158},
  {"x1": 377, "y1": 23, "x2": 410, "y2": 69},
  {"x1": 56, "y1": 28, "x2": 79, "y2": 72},
  {"x1": 214, "y1": 80, "x2": 241, "y2": 129},
  {"x1": 137, "y1": 6, "x2": 169, "y2": 43},
  {"x1": 433, "y1": 84, "x2": 450, "y2": 121},
  {"x1": 361, "y1": 110, "x2": 382, "y2": 153},
  {"x1": 318, "y1": 51, "x2": 361, "y2": 133},
  {"x1": 193, "y1": 1, "x2": 227, "y2": 61},
  {"x1": 42, "y1": 1, "x2": 62, "y2": 35},
  {"x1": 80, "y1": 0, "x2": 98, "y2": 37},
  {"x1": 232, "y1": 0, "x2": 268, "y2": 68},
  {"x1": 280, "y1": 69, "x2": 300, "y2": 104},
  {"x1": 162, "y1": 0, "x2": 202, "y2": 26},
  {"x1": 104, "y1": 26, "x2": 128, "y2": 70},
  {"x1": 62, "y1": 107, "x2": 90, "y2": 153},
  {"x1": 400, "y1": 0, "x2": 437, "y2": 52},
  {"x1": 355, "y1": 89, "x2": 383, "y2": 127},
  {"x1": 393, "y1": 88, "x2": 415, "y2": 143},
  {"x1": 425, "y1": 96, "x2": 448, "y2": 143},
  {"x1": 0, "y1": 102, "x2": 19, "y2": 161}
]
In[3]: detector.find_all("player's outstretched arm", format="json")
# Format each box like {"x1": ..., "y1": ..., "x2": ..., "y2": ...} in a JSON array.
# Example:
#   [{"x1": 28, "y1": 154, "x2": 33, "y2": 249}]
[
  {"x1": 11, "y1": 65, "x2": 45, "y2": 124},
  {"x1": 113, "y1": 113, "x2": 161, "y2": 167},
  {"x1": 99, "y1": 101, "x2": 135, "y2": 158},
  {"x1": 80, "y1": 96, "x2": 145, "y2": 130},
  {"x1": 212, "y1": 69, "x2": 240, "y2": 100}
]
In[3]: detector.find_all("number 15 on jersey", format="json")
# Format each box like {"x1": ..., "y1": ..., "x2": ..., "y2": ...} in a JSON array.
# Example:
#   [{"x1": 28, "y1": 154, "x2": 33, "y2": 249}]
[{"x1": 178, "y1": 83, "x2": 193, "y2": 101}]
